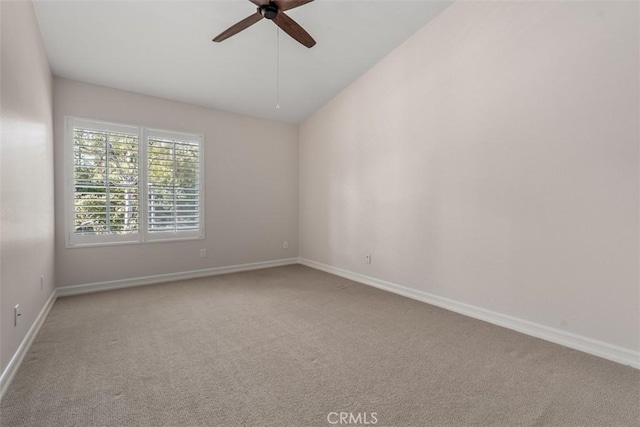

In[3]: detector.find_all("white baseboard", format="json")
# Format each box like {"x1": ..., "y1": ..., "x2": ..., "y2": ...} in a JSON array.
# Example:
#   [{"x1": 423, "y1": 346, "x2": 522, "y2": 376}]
[
  {"x1": 57, "y1": 258, "x2": 299, "y2": 297},
  {"x1": 298, "y1": 258, "x2": 640, "y2": 369},
  {"x1": 0, "y1": 290, "x2": 57, "y2": 400}
]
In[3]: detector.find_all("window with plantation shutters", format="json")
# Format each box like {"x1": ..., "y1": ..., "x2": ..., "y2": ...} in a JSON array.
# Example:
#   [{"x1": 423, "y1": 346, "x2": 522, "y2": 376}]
[
  {"x1": 66, "y1": 117, "x2": 204, "y2": 247},
  {"x1": 146, "y1": 131, "x2": 202, "y2": 238}
]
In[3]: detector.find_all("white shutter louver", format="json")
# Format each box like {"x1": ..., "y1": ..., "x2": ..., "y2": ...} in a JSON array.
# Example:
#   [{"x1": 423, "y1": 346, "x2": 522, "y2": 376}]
[{"x1": 147, "y1": 135, "x2": 201, "y2": 234}]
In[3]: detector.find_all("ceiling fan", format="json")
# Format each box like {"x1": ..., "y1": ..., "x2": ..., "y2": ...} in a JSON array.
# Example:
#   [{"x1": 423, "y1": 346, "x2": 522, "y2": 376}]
[{"x1": 212, "y1": 0, "x2": 316, "y2": 48}]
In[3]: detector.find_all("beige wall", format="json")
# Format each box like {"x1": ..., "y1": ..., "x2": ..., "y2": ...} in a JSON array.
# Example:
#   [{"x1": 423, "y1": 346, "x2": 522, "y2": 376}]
[
  {"x1": 1, "y1": 0, "x2": 55, "y2": 372},
  {"x1": 299, "y1": 1, "x2": 639, "y2": 352},
  {"x1": 53, "y1": 78, "x2": 298, "y2": 287}
]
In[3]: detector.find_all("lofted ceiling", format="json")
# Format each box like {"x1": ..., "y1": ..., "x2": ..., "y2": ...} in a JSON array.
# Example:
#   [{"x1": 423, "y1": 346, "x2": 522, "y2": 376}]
[{"x1": 33, "y1": 0, "x2": 453, "y2": 124}]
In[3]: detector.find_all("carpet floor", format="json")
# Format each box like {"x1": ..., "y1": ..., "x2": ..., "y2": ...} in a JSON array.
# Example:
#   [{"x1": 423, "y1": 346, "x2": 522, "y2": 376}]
[{"x1": 0, "y1": 265, "x2": 638, "y2": 426}]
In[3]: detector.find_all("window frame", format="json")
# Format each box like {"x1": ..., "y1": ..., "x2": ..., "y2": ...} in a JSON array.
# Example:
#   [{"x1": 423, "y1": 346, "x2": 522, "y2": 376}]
[{"x1": 64, "y1": 116, "x2": 205, "y2": 248}]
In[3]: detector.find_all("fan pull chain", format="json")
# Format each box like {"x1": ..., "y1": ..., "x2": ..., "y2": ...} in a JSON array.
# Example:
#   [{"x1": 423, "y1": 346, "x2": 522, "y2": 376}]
[{"x1": 276, "y1": 26, "x2": 280, "y2": 110}]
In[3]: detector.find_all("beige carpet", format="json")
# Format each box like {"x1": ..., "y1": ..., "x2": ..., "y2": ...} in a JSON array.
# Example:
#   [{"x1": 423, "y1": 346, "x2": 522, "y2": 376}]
[{"x1": 1, "y1": 265, "x2": 638, "y2": 426}]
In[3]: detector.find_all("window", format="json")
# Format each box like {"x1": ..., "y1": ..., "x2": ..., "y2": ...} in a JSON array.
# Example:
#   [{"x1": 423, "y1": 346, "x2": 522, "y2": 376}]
[{"x1": 66, "y1": 117, "x2": 204, "y2": 247}]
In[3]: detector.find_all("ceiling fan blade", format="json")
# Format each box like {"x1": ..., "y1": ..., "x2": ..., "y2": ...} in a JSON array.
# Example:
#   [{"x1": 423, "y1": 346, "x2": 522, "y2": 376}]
[
  {"x1": 273, "y1": 0, "x2": 314, "y2": 12},
  {"x1": 213, "y1": 12, "x2": 263, "y2": 43},
  {"x1": 249, "y1": 0, "x2": 269, "y2": 6},
  {"x1": 274, "y1": 12, "x2": 316, "y2": 48}
]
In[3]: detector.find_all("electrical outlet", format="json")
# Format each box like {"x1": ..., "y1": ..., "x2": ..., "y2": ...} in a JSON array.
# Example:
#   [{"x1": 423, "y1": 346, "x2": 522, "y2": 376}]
[
  {"x1": 41, "y1": 275, "x2": 44, "y2": 290},
  {"x1": 283, "y1": 241, "x2": 289, "y2": 249},
  {"x1": 200, "y1": 248, "x2": 207, "y2": 258},
  {"x1": 14, "y1": 304, "x2": 21, "y2": 327},
  {"x1": 365, "y1": 255, "x2": 372, "y2": 264}
]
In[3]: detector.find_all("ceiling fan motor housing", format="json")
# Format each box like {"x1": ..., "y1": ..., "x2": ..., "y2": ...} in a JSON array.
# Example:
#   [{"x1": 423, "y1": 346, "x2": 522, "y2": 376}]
[{"x1": 260, "y1": 4, "x2": 279, "y2": 20}]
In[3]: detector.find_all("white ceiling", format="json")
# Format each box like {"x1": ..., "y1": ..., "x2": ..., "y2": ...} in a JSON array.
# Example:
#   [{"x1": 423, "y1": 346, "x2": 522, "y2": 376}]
[{"x1": 34, "y1": 0, "x2": 453, "y2": 123}]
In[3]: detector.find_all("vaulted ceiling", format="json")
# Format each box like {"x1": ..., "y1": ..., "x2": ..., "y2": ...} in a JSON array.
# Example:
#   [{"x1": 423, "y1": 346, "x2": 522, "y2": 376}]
[{"x1": 34, "y1": 0, "x2": 453, "y2": 123}]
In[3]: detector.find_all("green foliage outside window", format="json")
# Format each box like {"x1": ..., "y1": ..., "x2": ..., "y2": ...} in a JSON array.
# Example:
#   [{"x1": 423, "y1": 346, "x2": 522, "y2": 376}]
[{"x1": 74, "y1": 130, "x2": 139, "y2": 234}]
